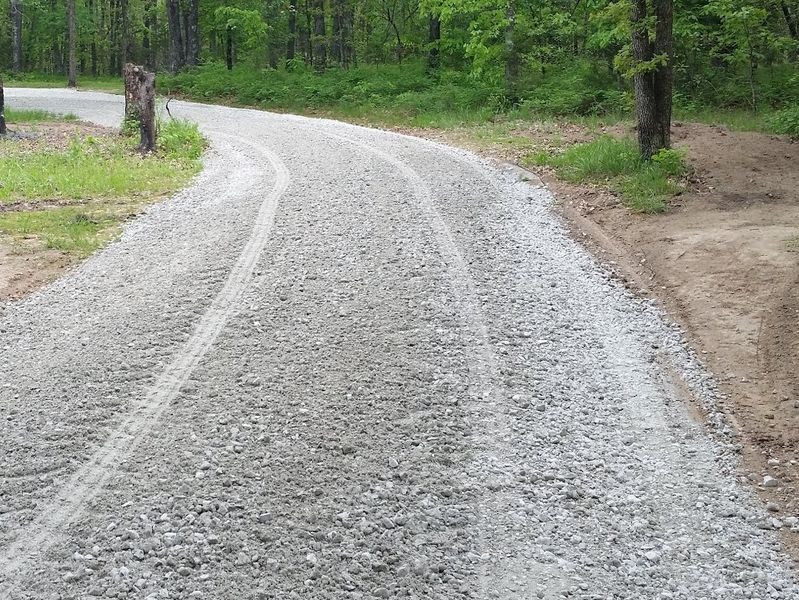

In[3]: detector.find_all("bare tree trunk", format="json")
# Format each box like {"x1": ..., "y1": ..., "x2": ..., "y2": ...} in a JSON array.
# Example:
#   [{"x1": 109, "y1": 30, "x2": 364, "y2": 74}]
[
  {"x1": 0, "y1": 80, "x2": 6, "y2": 136},
  {"x1": 312, "y1": 0, "x2": 327, "y2": 72},
  {"x1": 167, "y1": 0, "x2": 185, "y2": 73},
  {"x1": 504, "y1": 0, "x2": 519, "y2": 98},
  {"x1": 124, "y1": 63, "x2": 156, "y2": 153},
  {"x1": 143, "y1": 0, "x2": 157, "y2": 70},
  {"x1": 653, "y1": 0, "x2": 673, "y2": 150},
  {"x1": 631, "y1": 0, "x2": 671, "y2": 159},
  {"x1": 332, "y1": 0, "x2": 343, "y2": 65},
  {"x1": 120, "y1": 0, "x2": 129, "y2": 68},
  {"x1": 184, "y1": 0, "x2": 199, "y2": 67},
  {"x1": 68, "y1": 0, "x2": 77, "y2": 87},
  {"x1": 287, "y1": 2, "x2": 297, "y2": 64},
  {"x1": 225, "y1": 26, "x2": 234, "y2": 70},
  {"x1": 427, "y1": 15, "x2": 441, "y2": 71},
  {"x1": 11, "y1": 0, "x2": 23, "y2": 74}
]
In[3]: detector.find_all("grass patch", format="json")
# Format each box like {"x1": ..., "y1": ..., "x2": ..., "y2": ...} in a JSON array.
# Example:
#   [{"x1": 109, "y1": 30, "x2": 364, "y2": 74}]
[
  {"x1": 0, "y1": 119, "x2": 205, "y2": 257},
  {"x1": 0, "y1": 207, "x2": 122, "y2": 257},
  {"x1": 0, "y1": 128, "x2": 201, "y2": 204},
  {"x1": 5, "y1": 108, "x2": 78, "y2": 123},
  {"x1": 4, "y1": 74, "x2": 123, "y2": 93},
  {"x1": 528, "y1": 136, "x2": 685, "y2": 213}
]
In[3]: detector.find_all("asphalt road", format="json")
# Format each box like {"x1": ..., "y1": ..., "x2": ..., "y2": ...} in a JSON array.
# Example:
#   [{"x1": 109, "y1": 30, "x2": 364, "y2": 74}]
[{"x1": 0, "y1": 88, "x2": 796, "y2": 599}]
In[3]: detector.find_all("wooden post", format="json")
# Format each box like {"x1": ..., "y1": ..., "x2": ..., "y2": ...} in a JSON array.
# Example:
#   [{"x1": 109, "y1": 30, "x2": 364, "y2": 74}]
[
  {"x1": 123, "y1": 63, "x2": 156, "y2": 153},
  {"x1": 0, "y1": 79, "x2": 6, "y2": 136}
]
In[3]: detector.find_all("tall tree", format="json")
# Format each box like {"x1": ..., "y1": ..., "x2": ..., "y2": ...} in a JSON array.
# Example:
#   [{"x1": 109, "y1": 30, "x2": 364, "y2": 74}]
[
  {"x1": 312, "y1": 0, "x2": 326, "y2": 71},
  {"x1": 167, "y1": 0, "x2": 185, "y2": 72},
  {"x1": 185, "y1": 0, "x2": 200, "y2": 66},
  {"x1": 68, "y1": 0, "x2": 77, "y2": 87},
  {"x1": 504, "y1": 0, "x2": 519, "y2": 96},
  {"x1": 630, "y1": 0, "x2": 673, "y2": 159},
  {"x1": 10, "y1": 0, "x2": 23, "y2": 74},
  {"x1": 287, "y1": 1, "x2": 297, "y2": 64},
  {"x1": 427, "y1": 15, "x2": 440, "y2": 70}
]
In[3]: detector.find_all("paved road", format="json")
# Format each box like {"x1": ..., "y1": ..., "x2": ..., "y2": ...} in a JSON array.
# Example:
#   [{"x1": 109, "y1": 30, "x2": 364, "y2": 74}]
[{"x1": 0, "y1": 89, "x2": 796, "y2": 599}]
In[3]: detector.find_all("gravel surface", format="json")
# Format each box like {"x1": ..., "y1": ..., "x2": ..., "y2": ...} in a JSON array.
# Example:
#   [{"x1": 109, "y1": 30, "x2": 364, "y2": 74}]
[{"x1": 1, "y1": 88, "x2": 797, "y2": 599}]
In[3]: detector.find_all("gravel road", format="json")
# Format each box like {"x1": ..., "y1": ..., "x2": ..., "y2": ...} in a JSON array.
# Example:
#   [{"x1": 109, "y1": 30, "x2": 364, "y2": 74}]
[{"x1": 1, "y1": 88, "x2": 796, "y2": 600}]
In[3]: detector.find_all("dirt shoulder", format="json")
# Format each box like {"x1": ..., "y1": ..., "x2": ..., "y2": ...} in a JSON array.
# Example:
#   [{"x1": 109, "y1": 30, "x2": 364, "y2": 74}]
[{"x1": 415, "y1": 120, "x2": 799, "y2": 560}]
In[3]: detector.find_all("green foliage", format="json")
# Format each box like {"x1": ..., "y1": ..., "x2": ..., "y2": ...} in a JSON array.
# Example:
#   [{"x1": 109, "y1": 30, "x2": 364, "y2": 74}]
[
  {"x1": 5, "y1": 109, "x2": 79, "y2": 122},
  {"x1": 531, "y1": 136, "x2": 685, "y2": 213},
  {"x1": 650, "y1": 147, "x2": 687, "y2": 176},
  {"x1": 0, "y1": 134, "x2": 201, "y2": 203},
  {"x1": 766, "y1": 105, "x2": 799, "y2": 137},
  {"x1": 0, "y1": 123, "x2": 206, "y2": 257},
  {"x1": 162, "y1": 62, "x2": 503, "y2": 123},
  {"x1": 516, "y1": 63, "x2": 632, "y2": 117},
  {"x1": 0, "y1": 207, "x2": 116, "y2": 256},
  {"x1": 158, "y1": 119, "x2": 207, "y2": 159}
]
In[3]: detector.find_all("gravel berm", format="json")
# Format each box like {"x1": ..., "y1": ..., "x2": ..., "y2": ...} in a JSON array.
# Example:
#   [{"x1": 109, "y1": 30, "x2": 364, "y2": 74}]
[{"x1": 1, "y1": 88, "x2": 796, "y2": 599}]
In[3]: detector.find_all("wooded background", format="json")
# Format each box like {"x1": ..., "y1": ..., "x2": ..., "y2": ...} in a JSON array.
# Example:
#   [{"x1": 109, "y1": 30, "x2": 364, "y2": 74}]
[{"x1": 1, "y1": 0, "x2": 797, "y2": 117}]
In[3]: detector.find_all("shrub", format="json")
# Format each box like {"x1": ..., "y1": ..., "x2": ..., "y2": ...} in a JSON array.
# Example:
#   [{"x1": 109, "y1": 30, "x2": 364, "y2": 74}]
[
  {"x1": 158, "y1": 119, "x2": 207, "y2": 160},
  {"x1": 766, "y1": 105, "x2": 799, "y2": 137}
]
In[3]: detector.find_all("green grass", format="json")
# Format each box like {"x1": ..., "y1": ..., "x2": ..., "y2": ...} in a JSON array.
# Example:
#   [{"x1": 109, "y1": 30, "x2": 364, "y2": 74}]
[
  {"x1": 4, "y1": 74, "x2": 123, "y2": 93},
  {"x1": 527, "y1": 136, "x2": 686, "y2": 213},
  {"x1": 0, "y1": 118, "x2": 205, "y2": 257},
  {"x1": 0, "y1": 207, "x2": 122, "y2": 256},
  {"x1": 5, "y1": 108, "x2": 78, "y2": 123}
]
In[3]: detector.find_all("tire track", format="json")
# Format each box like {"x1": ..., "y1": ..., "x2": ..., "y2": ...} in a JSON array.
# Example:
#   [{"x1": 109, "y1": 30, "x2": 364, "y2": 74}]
[
  {"x1": 324, "y1": 131, "x2": 569, "y2": 596},
  {"x1": 0, "y1": 134, "x2": 289, "y2": 597}
]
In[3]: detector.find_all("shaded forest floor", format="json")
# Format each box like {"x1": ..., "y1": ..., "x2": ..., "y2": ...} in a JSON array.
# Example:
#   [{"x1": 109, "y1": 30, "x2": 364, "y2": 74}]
[{"x1": 400, "y1": 118, "x2": 799, "y2": 557}]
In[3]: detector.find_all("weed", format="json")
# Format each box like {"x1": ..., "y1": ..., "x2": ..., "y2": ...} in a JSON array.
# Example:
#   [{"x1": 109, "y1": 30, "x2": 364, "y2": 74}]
[
  {"x1": 532, "y1": 136, "x2": 685, "y2": 213},
  {"x1": 158, "y1": 119, "x2": 207, "y2": 159},
  {"x1": 766, "y1": 105, "x2": 799, "y2": 137}
]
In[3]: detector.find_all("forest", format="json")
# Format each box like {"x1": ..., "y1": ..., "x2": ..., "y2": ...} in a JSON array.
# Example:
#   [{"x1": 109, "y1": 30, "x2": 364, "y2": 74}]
[{"x1": 1, "y1": 0, "x2": 798, "y2": 141}]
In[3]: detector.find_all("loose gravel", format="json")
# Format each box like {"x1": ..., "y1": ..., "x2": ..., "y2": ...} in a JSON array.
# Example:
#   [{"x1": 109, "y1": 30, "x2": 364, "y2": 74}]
[{"x1": 0, "y1": 88, "x2": 796, "y2": 599}]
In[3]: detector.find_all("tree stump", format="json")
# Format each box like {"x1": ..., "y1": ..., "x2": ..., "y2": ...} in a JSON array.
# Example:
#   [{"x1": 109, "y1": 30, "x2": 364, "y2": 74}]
[
  {"x1": 123, "y1": 63, "x2": 156, "y2": 153},
  {"x1": 0, "y1": 79, "x2": 6, "y2": 136}
]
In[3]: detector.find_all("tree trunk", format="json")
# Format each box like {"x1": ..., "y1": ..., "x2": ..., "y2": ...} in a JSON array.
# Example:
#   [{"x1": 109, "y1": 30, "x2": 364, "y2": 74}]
[
  {"x1": 68, "y1": 0, "x2": 77, "y2": 87},
  {"x1": 631, "y1": 0, "x2": 671, "y2": 159},
  {"x1": 225, "y1": 26, "x2": 234, "y2": 70},
  {"x1": 427, "y1": 15, "x2": 441, "y2": 71},
  {"x1": 332, "y1": 0, "x2": 343, "y2": 65},
  {"x1": 184, "y1": 0, "x2": 199, "y2": 67},
  {"x1": 504, "y1": 0, "x2": 519, "y2": 98},
  {"x1": 11, "y1": 0, "x2": 23, "y2": 74},
  {"x1": 167, "y1": 0, "x2": 185, "y2": 73},
  {"x1": 312, "y1": 0, "x2": 327, "y2": 72},
  {"x1": 0, "y1": 80, "x2": 6, "y2": 136},
  {"x1": 143, "y1": 0, "x2": 156, "y2": 70},
  {"x1": 653, "y1": 0, "x2": 673, "y2": 150},
  {"x1": 123, "y1": 63, "x2": 156, "y2": 153},
  {"x1": 120, "y1": 0, "x2": 129, "y2": 69},
  {"x1": 287, "y1": 2, "x2": 297, "y2": 64}
]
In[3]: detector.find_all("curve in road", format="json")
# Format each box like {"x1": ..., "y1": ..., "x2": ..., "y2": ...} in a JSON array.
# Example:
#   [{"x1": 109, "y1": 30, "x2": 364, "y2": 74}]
[{"x1": 0, "y1": 89, "x2": 796, "y2": 599}]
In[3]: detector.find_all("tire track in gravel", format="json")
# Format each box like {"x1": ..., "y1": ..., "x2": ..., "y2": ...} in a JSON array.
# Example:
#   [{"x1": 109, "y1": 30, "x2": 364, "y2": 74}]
[
  {"x1": 0, "y1": 134, "x2": 289, "y2": 598},
  {"x1": 324, "y1": 130, "x2": 568, "y2": 595}
]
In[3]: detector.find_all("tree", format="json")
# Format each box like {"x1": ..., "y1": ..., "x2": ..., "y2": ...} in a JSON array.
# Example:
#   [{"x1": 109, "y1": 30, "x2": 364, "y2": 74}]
[
  {"x1": 11, "y1": 0, "x2": 23, "y2": 74},
  {"x1": 167, "y1": 0, "x2": 185, "y2": 72},
  {"x1": 68, "y1": 0, "x2": 78, "y2": 87},
  {"x1": 186, "y1": 0, "x2": 201, "y2": 66},
  {"x1": 630, "y1": 0, "x2": 673, "y2": 159}
]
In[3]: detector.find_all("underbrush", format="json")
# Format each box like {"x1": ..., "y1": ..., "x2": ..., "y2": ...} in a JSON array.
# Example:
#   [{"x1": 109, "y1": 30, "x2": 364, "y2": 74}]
[
  {"x1": 528, "y1": 136, "x2": 686, "y2": 213},
  {"x1": 0, "y1": 119, "x2": 205, "y2": 256}
]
